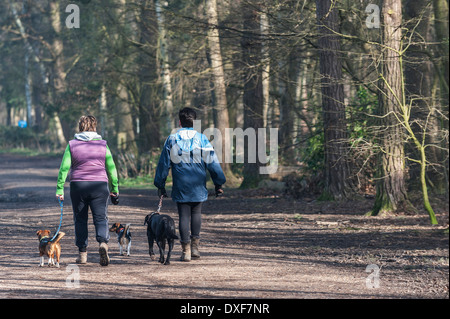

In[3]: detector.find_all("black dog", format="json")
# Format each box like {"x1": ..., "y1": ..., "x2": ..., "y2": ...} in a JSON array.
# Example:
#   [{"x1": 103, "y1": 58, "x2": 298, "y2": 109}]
[{"x1": 144, "y1": 212, "x2": 178, "y2": 265}]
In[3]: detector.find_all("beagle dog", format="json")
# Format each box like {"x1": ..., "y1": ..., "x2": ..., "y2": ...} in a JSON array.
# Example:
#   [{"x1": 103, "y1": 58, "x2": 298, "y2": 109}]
[
  {"x1": 109, "y1": 223, "x2": 132, "y2": 256},
  {"x1": 36, "y1": 230, "x2": 65, "y2": 268}
]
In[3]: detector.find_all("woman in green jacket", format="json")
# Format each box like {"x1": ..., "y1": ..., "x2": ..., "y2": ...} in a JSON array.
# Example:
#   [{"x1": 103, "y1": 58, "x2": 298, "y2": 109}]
[{"x1": 56, "y1": 115, "x2": 119, "y2": 266}]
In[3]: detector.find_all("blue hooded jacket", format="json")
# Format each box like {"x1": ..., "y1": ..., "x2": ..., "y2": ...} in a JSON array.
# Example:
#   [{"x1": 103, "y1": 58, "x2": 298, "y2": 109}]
[{"x1": 154, "y1": 127, "x2": 226, "y2": 203}]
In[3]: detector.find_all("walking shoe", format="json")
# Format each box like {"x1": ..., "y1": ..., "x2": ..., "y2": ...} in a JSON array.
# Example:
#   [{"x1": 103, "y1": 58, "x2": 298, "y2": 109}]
[
  {"x1": 180, "y1": 242, "x2": 191, "y2": 262},
  {"x1": 99, "y1": 242, "x2": 110, "y2": 266},
  {"x1": 76, "y1": 251, "x2": 87, "y2": 264},
  {"x1": 191, "y1": 237, "x2": 200, "y2": 259}
]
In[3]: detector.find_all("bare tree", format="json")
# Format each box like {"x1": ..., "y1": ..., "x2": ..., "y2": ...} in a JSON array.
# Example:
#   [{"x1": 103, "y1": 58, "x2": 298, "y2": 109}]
[
  {"x1": 155, "y1": 0, "x2": 175, "y2": 131},
  {"x1": 316, "y1": 0, "x2": 352, "y2": 199},
  {"x1": 241, "y1": 0, "x2": 264, "y2": 188},
  {"x1": 371, "y1": 0, "x2": 411, "y2": 216},
  {"x1": 205, "y1": 0, "x2": 235, "y2": 180}
]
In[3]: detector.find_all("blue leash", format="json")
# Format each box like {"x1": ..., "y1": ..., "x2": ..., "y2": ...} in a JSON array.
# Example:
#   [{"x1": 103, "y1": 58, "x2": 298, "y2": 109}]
[{"x1": 50, "y1": 198, "x2": 64, "y2": 242}]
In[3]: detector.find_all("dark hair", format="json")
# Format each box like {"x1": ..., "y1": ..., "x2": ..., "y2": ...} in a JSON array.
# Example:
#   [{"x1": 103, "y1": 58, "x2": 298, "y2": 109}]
[
  {"x1": 179, "y1": 107, "x2": 197, "y2": 128},
  {"x1": 78, "y1": 115, "x2": 97, "y2": 132}
]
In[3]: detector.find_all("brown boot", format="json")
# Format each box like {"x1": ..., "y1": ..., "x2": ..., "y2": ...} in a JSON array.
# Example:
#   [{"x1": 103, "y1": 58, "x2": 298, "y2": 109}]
[
  {"x1": 180, "y1": 242, "x2": 191, "y2": 262},
  {"x1": 191, "y1": 237, "x2": 200, "y2": 259},
  {"x1": 99, "y1": 242, "x2": 110, "y2": 266},
  {"x1": 76, "y1": 251, "x2": 87, "y2": 264}
]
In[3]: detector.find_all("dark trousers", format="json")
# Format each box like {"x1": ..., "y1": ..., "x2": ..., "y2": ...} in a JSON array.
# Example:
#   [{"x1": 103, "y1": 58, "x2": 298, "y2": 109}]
[
  {"x1": 70, "y1": 181, "x2": 110, "y2": 252},
  {"x1": 176, "y1": 202, "x2": 203, "y2": 243}
]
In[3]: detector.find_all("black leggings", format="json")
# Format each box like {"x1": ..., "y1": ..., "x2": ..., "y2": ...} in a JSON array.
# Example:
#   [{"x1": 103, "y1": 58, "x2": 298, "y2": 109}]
[
  {"x1": 70, "y1": 181, "x2": 110, "y2": 251},
  {"x1": 176, "y1": 202, "x2": 203, "y2": 243}
]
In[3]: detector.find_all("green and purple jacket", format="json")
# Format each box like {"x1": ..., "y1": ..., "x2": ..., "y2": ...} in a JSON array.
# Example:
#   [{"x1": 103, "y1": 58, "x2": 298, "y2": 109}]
[{"x1": 56, "y1": 132, "x2": 119, "y2": 195}]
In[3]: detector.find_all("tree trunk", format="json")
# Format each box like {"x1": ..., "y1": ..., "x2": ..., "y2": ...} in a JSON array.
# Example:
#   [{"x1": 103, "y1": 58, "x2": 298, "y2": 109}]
[
  {"x1": 113, "y1": 0, "x2": 138, "y2": 154},
  {"x1": 24, "y1": 48, "x2": 34, "y2": 127},
  {"x1": 9, "y1": 0, "x2": 61, "y2": 143},
  {"x1": 240, "y1": 2, "x2": 264, "y2": 188},
  {"x1": 205, "y1": 0, "x2": 236, "y2": 182},
  {"x1": 432, "y1": 0, "x2": 449, "y2": 197},
  {"x1": 316, "y1": 0, "x2": 352, "y2": 200},
  {"x1": 371, "y1": 0, "x2": 410, "y2": 215},
  {"x1": 404, "y1": 1, "x2": 446, "y2": 194},
  {"x1": 155, "y1": 0, "x2": 175, "y2": 132},
  {"x1": 49, "y1": 1, "x2": 68, "y2": 146},
  {"x1": 296, "y1": 57, "x2": 313, "y2": 137},
  {"x1": 138, "y1": 0, "x2": 161, "y2": 150},
  {"x1": 278, "y1": 50, "x2": 296, "y2": 165},
  {"x1": 116, "y1": 82, "x2": 138, "y2": 154},
  {"x1": 261, "y1": 12, "x2": 270, "y2": 128},
  {"x1": 433, "y1": 0, "x2": 449, "y2": 95},
  {"x1": 99, "y1": 84, "x2": 108, "y2": 138}
]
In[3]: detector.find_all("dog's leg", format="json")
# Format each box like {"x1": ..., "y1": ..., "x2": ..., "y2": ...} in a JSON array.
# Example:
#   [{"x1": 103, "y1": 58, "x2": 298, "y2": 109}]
[
  {"x1": 39, "y1": 256, "x2": 44, "y2": 267},
  {"x1": 156, "y1": 240, "x2": 165, "y2": 264},
  {"x1": 164, "y1": 239, "x2": 174, "y2": 265},
  {"x1": 118, "y1": 241, "x2": 123, "y2": 256},
  {"x1": 161, "y1": 239, "x2": 167, "y2": 264},
  {"x1": 55, "y1": 251, "x2": 60, "y2": 268},
  {"x1": 147, "y1": 232, "x2": 155, "y2": 260},
  {"x1": 127, "y1": 240, "x2": 131, "y2": 256}
]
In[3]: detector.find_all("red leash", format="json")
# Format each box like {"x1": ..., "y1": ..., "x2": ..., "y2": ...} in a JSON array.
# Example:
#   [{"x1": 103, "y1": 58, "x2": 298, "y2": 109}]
[{"x1": 157, "y1": 195, "x2": 163, "y2": 212}]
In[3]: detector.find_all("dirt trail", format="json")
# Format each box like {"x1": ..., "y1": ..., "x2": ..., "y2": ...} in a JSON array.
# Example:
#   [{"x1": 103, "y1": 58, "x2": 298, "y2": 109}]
[{"x1": 0, "y1": 153, "x2": 448, "y2": 299}]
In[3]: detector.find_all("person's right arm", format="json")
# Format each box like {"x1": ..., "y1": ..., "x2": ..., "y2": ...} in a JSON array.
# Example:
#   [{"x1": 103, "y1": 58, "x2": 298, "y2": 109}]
[
  {"x1": 154, "y1": 137, "x2": 172, "y2": 192},
  {"x1": 56, "y1": 144, "x2": 71, "y2": 200}
]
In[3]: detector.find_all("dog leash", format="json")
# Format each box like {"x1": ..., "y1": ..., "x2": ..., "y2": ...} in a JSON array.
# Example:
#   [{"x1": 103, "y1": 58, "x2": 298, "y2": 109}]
[
  {"x1": 157, "y1": 195, "x2": 163, "y2": 213},
  {"x1": 50, "y1": 198, "x2": 64, "y2": 242}
]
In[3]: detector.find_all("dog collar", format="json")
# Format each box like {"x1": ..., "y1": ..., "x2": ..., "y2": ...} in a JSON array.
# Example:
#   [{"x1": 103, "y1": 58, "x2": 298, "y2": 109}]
[{"x1": 40, "y1": 236, "x2": 50, "y2": 242}]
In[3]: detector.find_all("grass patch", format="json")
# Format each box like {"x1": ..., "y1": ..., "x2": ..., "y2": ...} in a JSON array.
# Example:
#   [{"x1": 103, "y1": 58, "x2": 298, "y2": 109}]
[
  {"x1": 120, "y1": 176, "x2": 156, "y2": 189},
  {"x1": 0, "y1": 147, "x2": 62, "y2": 157},
  {"x1": 120, "y1": 176, "x2": 173, "y2": 189}
]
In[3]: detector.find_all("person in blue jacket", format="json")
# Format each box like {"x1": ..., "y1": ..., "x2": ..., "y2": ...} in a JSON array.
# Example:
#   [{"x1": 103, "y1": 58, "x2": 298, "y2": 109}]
[{"x1": 154, "y1": 107, "x2": 226, "y2": 261}]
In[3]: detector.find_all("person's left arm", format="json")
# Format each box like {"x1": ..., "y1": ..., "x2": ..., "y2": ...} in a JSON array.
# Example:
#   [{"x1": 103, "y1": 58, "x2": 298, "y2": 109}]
[
  {"x1": 201, "y1": 134, "x2": 226, "y2": 188},
  {"x1": 105, "y1": 145, "x2": 119, "y2": 194}
]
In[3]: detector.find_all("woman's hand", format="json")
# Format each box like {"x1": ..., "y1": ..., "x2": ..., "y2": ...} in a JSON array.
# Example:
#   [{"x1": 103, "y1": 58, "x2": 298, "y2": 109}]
[
  {"x1": 110, "y1": 192, "x2": 119, "y2": 205},
  {"x1": 56, "y1": 194, "x2": 64, "y2": 201}
]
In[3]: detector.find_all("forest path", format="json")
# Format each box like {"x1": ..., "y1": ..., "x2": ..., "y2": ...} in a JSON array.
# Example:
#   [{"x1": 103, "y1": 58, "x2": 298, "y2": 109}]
[{"x1": 0, "y1": 153, "x2": 448, "y2": 299}]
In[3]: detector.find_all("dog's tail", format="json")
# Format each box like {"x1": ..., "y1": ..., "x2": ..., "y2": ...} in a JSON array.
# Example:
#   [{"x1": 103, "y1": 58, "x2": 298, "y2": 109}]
[
  {"x1": 50, "y1": 231, "x2": 65, "y2": 244},
  {"x1": 164, "y1": 218, "x2": 179, "y2": 240},
  {"x1": 124, "y1": 224, "x2": 131, "y2": 238}
]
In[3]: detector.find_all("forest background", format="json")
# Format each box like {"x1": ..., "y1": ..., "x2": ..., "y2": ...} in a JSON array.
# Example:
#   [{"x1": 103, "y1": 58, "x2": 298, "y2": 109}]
[{"x1": 0, "y1": 0, "x2": 448, "y2": 225}]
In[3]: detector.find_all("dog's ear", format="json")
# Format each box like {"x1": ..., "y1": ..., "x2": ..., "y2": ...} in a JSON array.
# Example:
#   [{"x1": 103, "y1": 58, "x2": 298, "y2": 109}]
[
  {"x1": 144, "y1": 215, "x2": 149, "y2": 225},
  {"x1": 36, "y1": 230, "x2": 42, "y2": 236}
]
